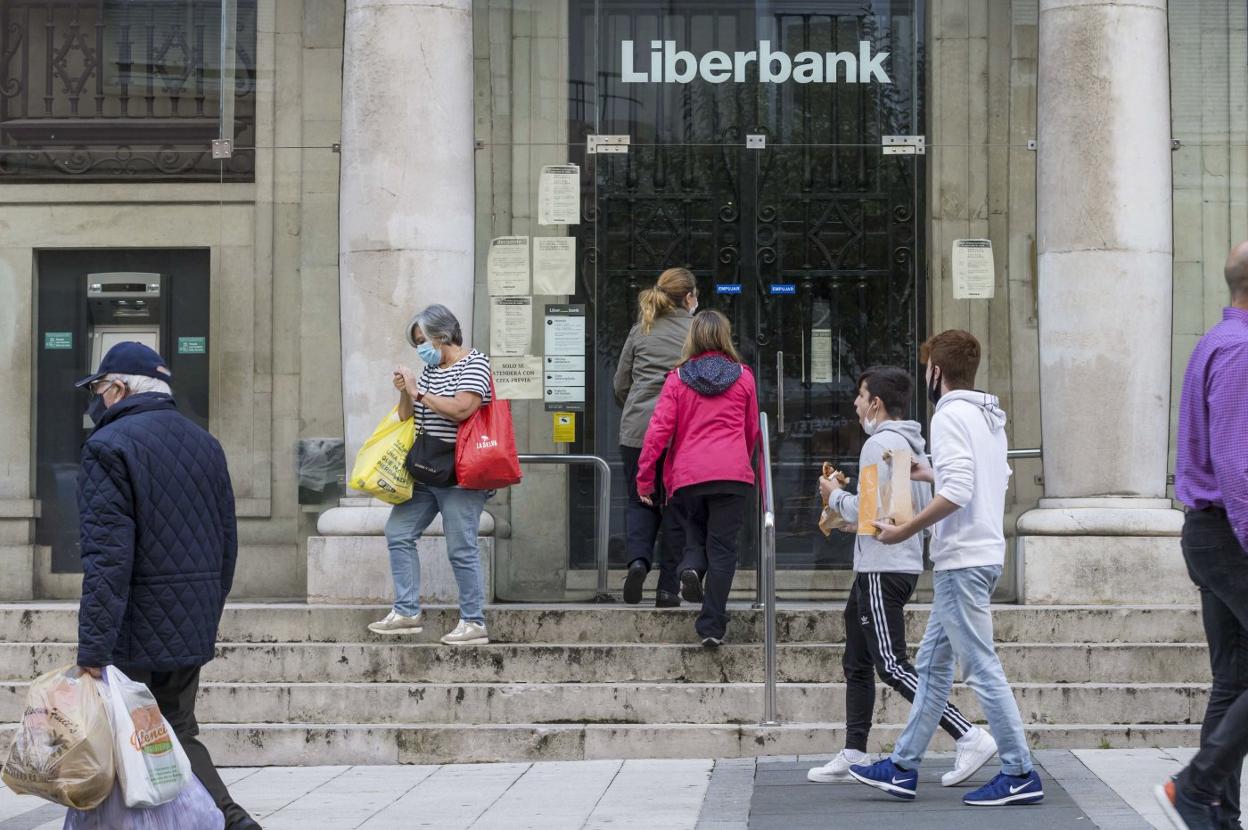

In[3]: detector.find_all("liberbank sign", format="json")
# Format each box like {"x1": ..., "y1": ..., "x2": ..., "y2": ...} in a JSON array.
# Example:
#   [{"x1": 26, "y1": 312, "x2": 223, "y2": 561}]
[{"x1": 620, "y1": 40, "x2": 892, "y2": 84}]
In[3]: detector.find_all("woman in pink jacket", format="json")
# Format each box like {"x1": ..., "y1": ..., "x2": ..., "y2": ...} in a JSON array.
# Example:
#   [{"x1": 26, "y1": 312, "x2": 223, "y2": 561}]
[{"x1": 637, "y1": 310, "x2": 761, "y2": 646}]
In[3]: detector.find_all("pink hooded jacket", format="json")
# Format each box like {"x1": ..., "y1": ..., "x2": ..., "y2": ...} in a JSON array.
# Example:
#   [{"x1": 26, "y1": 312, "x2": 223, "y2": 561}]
[{"x1": 636, "y1": 352, "x2": 761, "y2": 499}]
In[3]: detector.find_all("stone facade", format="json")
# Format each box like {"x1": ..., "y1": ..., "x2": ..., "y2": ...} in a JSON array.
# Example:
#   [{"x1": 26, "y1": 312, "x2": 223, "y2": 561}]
[{"x1": 0, "y1": 0, "x2": 1237, "y2": 604}]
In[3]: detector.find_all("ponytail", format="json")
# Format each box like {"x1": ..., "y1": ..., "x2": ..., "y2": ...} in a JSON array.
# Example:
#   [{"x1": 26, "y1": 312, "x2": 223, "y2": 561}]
[{"x1": 637, "y1": 267, "x2": 697, "y2": 334}]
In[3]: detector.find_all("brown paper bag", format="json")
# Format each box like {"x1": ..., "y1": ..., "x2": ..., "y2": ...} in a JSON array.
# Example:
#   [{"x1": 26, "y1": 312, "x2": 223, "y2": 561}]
[{"x1": 859, "y1": 449, "x2": 914, "y2": 535}]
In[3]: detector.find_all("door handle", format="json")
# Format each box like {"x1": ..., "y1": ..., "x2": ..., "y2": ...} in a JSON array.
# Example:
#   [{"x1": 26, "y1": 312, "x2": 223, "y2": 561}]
[{"x1": 776, "y1": 350, "x2": 785, "y2": 434}]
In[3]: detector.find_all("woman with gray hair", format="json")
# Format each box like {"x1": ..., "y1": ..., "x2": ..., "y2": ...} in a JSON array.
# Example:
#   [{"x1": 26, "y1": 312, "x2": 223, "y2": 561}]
[{"x1": 367, "y1": 303, "x2": 495, "y2": 645}]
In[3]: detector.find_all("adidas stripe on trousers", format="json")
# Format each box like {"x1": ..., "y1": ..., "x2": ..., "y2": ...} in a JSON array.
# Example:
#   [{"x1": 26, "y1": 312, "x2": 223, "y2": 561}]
[{"x1": 843, "y1": 571, "x2": 974, "y2": 752}]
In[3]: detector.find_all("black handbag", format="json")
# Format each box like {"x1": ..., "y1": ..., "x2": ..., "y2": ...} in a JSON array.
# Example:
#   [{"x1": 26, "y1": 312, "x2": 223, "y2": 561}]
[{"x1": 405, "y1": 405, "x2": 458, "y2": 487}]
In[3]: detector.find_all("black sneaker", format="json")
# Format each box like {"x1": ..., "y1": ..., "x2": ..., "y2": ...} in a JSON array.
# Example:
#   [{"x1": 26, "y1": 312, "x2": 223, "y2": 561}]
[
  {"x1": 655, "y1": 590, "x2": 681, "y2": 608},
  {"x1": 622, "y1": 560, "x2": 647, "y2": 605},
  {"x1": 701, "y1": 635, "x2": 723, "y2": 648},
  {"x1": 680, "y1": 569, "x2": 704, "y2": 603}
]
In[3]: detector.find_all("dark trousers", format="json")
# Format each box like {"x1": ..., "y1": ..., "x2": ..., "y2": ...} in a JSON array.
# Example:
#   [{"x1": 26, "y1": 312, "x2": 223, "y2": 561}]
[
  {"x1": 670, "y1": 489, "x2": 748, "y2": 639},
  {"x1": 843, "y1": 572, "x2": 974, "y2": 752},
  {"x1": 1179, "y1": 508, "x2": 1248, "y2": 828},
  {"x1": 620, "y1": 444, "x2": 682, "y2": 595},
  {"x1": 118, "y1": 664, "x2": 253, "y2": 829}
]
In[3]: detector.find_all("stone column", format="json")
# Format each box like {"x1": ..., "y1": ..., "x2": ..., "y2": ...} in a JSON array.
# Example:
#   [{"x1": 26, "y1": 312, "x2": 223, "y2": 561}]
[
  {"x1": 308, "y1": 0, "x2": 491, "y2": 604},
  {"x1": 1018, "y1": 0, "x2": 1186, "y2": 604}
]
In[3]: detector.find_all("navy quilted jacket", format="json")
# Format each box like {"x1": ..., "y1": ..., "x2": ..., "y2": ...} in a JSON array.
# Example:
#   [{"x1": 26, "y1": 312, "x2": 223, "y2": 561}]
[{"x1": 76, "y1": 393, "x2": 238, "y2": 671}]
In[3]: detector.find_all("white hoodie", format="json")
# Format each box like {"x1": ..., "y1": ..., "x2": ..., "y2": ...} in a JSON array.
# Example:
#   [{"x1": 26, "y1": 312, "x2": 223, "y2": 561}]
[{"x1": 929, "y1": 390, "x2": 1011, "y2": 570}]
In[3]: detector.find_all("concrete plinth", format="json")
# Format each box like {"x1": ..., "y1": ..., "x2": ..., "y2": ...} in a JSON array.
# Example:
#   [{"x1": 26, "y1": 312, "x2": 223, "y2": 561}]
[{"x1": 306, "y1": 534, "x2": 494, "y2": 607}]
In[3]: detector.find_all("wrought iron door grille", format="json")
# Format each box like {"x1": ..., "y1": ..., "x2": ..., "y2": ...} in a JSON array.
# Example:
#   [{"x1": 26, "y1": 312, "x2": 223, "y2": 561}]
[{"x1": 0, "y1": 0, "x2": 257, "y2": 182}]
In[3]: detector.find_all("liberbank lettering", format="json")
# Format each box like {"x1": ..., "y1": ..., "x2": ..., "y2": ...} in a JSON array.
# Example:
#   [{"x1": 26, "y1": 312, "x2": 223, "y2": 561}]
[{"x1": 620, "y1": 40, "x2": 892, "y2": 84}]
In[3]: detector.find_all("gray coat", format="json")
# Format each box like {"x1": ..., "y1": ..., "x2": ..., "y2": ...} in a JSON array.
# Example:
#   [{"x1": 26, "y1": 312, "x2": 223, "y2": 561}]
[{"x1": 613, "y1": 309, "x2": 693, "y2": 447}]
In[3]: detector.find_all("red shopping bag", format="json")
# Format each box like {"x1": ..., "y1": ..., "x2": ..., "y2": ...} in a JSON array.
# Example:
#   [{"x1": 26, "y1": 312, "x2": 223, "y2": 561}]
[{"x1": 455, "y1": 378, "x2": 522, "y2": 490}]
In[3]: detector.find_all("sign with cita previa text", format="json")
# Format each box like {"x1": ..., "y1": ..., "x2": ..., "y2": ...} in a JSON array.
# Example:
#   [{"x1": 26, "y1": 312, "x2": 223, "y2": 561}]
[{"x1": 620, "y1": 40, "x2": 892, "y2": 84}]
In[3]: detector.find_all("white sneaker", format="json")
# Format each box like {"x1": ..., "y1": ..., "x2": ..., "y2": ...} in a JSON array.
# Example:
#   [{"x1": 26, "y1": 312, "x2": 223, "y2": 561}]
[
  {"x1": 367, "y1": 610, "x2": 423, "y2": 635},
  {"x1": 807, "y1": 748, "x2": 871, "y2": 783},
  {"x1": 440, "y1": 619, "x2": 489, "y2": 645},
  {"x1": 942, "y1": 726, "x2": 998, "y2": 787}
]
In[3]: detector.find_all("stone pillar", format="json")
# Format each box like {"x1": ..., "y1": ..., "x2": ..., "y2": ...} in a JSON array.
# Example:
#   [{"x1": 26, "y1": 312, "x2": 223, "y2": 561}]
[
  {"x1": 1018, "y1": 0, "x2": 1186, "y2": 604},
  {"x1": 309, "y1": 0, "x2": 484, "y2": 604}
]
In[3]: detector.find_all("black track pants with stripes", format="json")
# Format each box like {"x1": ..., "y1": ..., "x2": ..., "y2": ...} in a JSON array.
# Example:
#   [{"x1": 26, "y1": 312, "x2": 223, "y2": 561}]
[{"x1": 843, "y1": 571, "x2": 975, "y2": 752}]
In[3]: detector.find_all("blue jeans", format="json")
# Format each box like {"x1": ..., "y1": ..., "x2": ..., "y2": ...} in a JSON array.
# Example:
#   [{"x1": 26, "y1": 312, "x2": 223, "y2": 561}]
[
  {"x1": 891, "y1": 564, "x2": 1033, "y2": 776},
  {"x1": 384, "y1": 483, "x2": 489, "y2": 624}
]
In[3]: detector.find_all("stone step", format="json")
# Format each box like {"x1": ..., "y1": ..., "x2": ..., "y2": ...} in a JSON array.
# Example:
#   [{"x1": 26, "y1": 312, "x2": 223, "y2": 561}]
[
  {"x1": 0, "y1": 722, "x2": 1204, "y2": 766},
  {"x1": 0, "y1": 603, "x2": 1204, "y2": 645},
  {"x1": 0, "y1": 641, "x2": 1210, "y2": 684},
  {"x1": 0, "y1": 681, "x2": 1207, "y2": 726}
]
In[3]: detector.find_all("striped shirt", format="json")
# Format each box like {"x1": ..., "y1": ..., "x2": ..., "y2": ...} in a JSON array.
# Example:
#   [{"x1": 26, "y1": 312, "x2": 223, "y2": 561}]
[{"x1": 417, "y1": 350, "x2": 492, "y2": 445}]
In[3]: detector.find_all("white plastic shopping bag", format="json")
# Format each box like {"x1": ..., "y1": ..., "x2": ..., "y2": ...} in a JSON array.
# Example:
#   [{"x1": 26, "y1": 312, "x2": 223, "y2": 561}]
[
  {"x1": 102, "y1": 667, "x2": 192, "y2": 808},
  {"x1": 63, "y1": 779, "x2": 224, "y2": 830}
]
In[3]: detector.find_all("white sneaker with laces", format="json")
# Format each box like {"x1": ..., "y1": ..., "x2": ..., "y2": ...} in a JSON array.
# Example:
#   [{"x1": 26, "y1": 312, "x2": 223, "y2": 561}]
[
  {"x1": 807, "y1": 748, "x2": 872, "y2": 783},
  {"x1": 367, "y1": 610, "x2": 423, "y2": 635},
  {"x1": 942, "y1": 726, "x2": 998, "y2": 787},
  {"x1": 440, "y1": 619, "x2": 489, "y2": 645}
]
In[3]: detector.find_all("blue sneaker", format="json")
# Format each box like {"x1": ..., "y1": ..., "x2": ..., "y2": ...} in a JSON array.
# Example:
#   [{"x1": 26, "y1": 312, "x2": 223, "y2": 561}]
[
  {"x1": 963, "y1": 770, "x2": 1045, "y2": 806},
  {"x1": 848, "y1": 757, "x2": 918, "y2": 800}
]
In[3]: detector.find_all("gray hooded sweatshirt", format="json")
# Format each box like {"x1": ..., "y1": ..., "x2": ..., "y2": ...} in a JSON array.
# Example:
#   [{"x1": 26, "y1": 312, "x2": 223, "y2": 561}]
[{"x1": 828, "y1": 420, "x2": 933, "y2": 574}]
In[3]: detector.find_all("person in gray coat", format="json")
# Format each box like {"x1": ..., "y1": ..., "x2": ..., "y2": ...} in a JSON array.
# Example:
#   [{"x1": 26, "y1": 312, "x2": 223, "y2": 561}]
[{"x1": 613, "y1": 267, "x2": 697, "y2": 606}]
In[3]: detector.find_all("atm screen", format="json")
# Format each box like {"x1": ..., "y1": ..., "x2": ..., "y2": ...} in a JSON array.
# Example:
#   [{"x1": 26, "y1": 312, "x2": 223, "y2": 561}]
[{"x1": 96, "y1": 283, "x2": 150, "y2": 293}]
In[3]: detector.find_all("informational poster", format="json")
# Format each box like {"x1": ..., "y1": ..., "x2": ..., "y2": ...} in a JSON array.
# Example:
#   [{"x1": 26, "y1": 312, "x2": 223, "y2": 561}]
[
  {"x1": 810, "y1": 329, "x2": 834, "y2": 384},
  {"x1": 553, "y1": 412, "x2": 576, "y2": 443},
  {"x1": 491, "y1": 356, "x2": 543, "y2": 400},
  {"x1": 538, "y1": 164, "x2": 581, "y2": 225},
  {"x1": 544, "y1": 304, "x2": 586, "y2": 411},
  {"x1": 533, "y1": 237, "x2": 577, "y2": 295},
  {"x1": 487, "y1": 236, "x2": 530, "y2": 296},
  {"x1": 952, "y1": 239, "x2": 995, "y2": 300},
  {"x1": 490, "y1": 296, "x2": 532, "y2": 356},
  {"x1": 543, "y1": 304, "x2": 586, "y2": 356}
]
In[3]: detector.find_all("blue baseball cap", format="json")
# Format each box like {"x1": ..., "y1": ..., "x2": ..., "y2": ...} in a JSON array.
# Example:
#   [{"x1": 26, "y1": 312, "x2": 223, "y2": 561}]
[{"x1": 75, "y1": 342, "x2": 172, "y2": 389}]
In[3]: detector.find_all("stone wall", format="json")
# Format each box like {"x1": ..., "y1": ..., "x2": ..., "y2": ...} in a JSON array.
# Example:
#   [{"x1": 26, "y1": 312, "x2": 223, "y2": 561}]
[{"x1": 0, "y1": 0, "x2": 345, "y2": 599}]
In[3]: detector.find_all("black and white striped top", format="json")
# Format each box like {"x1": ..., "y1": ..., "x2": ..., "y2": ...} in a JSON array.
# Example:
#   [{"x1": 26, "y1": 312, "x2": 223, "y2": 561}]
[{"x1": 417, "y1": 350, "x2": 493, "y2": 445}]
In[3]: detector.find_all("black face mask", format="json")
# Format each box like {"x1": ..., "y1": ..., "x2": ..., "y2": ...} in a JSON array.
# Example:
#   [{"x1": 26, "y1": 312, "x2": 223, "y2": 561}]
[
  {"x1": 927, "y1": 368, "x2": 943, "y2": 407},
  {"x1": 87, "y1": 395, "x2": 109, "y2": 426}
]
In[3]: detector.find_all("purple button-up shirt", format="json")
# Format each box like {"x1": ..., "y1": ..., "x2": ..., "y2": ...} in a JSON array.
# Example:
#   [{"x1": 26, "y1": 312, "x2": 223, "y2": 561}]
[{"x1": 1176, "y1": 306, "x2": 1248, "y2": 550}]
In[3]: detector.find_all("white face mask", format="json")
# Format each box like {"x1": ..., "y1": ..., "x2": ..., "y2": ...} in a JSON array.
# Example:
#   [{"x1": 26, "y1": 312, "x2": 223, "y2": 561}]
[{"x1": 862, "y1": 401, "x2": 883, "y2": 436}]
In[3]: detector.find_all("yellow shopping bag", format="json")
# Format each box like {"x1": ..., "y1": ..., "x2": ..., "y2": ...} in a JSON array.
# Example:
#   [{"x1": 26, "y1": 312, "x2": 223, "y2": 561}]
[{"x1": 348, "y1": 407, "x2": 416, "y2": 504}]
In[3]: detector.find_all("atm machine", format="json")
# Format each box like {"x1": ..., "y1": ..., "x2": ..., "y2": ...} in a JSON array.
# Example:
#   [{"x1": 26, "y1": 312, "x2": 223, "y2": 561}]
[{"x1": 35, "y1": 250, "x2": 210, "y2": 574}]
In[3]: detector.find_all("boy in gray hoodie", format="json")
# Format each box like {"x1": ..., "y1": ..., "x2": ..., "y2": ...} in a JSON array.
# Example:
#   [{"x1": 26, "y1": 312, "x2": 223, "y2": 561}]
[{"x1": 807, "y1": 367, "x2": 996, "y2": 786}]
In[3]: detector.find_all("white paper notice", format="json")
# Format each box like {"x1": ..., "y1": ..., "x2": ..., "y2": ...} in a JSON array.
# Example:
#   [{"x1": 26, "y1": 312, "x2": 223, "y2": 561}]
[
  {"x1": 492, "y1": 356, "x2": 543, "y2": 400},
  {"x1": 811, "y1": 329, "x2": 834, "y2": 384},
  {"x1": 488, "y1": 236, "x2": 530, "y2": 296},
  {"x1": 490, "y1": 296, "x2": 532, "y2": 356},
  {"x1": 533, "y1": 237, "x2": 577, "y2": 295},
  {"x1": 952, "y1": 239, "x2": 995, "y2": 300},
  {"x1": 544, "y1": 305, "x2": 586, "y2": 356},
  {"x1": 538, "y1": 165, "x2": 580, "y2": 226}
]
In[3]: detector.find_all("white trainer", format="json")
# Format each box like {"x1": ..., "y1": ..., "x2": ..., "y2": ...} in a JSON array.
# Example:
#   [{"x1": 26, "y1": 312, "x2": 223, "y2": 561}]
[
  {"x1": 807, "y1": 748, "x2": 872, "y2": 783},
  {"x1": 942, "y1": 726, "x2": 998, "y2": 787},
  {"x1": 367, "y1": 610, "x2": 423, "y2": 635},
  {"x1": 441, "y1": 619, "x2": 489, "y2": 645}
]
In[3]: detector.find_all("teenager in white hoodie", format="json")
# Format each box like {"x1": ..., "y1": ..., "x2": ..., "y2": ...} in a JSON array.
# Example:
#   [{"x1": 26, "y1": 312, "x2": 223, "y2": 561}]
[
  {"x1": 806, "y1": 366, "x2": 996, "y2": 786},
  {"x1": 847, "y1": 330, "x2": 1044, "y2": 807}
]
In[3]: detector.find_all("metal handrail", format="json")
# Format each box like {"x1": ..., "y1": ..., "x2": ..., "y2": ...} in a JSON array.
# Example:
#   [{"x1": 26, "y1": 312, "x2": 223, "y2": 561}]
[
  {"x1": 757, "y1": 412, "x2": 779, "y2": 726},
  {"x1": 516, "y1": 454, "x2": 613, "y2": 603},
  {"x1": 1007, "y1": 448, "x2": 1042, "y2": 459}
]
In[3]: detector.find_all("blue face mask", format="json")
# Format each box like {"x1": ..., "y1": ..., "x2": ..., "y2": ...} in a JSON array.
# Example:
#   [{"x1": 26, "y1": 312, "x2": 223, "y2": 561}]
[
  {"x1": 87, "y1": 395, "x2": 109, "y2": 426},
  {"x1": 417, "y1": 341, "x2": 442, "y2": 366}
]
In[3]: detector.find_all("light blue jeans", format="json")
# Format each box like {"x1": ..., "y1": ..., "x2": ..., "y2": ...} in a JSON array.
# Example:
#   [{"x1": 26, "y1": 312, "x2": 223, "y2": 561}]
[
  {"x1": 384, "y1": 483, "x2": 490, "y2": 624},
  {"x1": 891, "y1": 564, "x2": 1033, "y2": 776}
]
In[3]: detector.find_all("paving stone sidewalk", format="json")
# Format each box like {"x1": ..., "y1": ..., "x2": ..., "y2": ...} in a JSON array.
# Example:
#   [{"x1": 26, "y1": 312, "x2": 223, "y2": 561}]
[{"x1": 1, "y1": 749, "x2": 1239, "y2": 829}]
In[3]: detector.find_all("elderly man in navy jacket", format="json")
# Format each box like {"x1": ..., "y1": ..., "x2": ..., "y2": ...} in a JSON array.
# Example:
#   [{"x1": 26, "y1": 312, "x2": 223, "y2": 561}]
[{"x1": 75, "y1": 342, "x2": 258, "y2": 830}]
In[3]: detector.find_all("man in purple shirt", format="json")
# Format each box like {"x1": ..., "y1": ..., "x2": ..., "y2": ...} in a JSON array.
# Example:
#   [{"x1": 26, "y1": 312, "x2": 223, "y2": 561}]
[{"x1": 1156, "y1": 241, "x2": 1248, "y2": 830}]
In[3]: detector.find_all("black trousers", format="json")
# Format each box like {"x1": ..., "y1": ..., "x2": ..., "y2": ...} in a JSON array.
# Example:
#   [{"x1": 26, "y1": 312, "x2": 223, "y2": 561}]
[
  {"x1": 1179, "y1": 508, "x2": 1248, "y2": 828},
  {"x1": 118, "y1": 664, "x2": 253, "y2": 829},
  {"x1": 620, "y1": 444, "x2": 682, "y2": 595},
  {"x1": 843, "y1": 572, "x2": 974, "y2": 752},
  {"x1": 670, "y1": 489, "x2": 748, "y2": 639}
]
